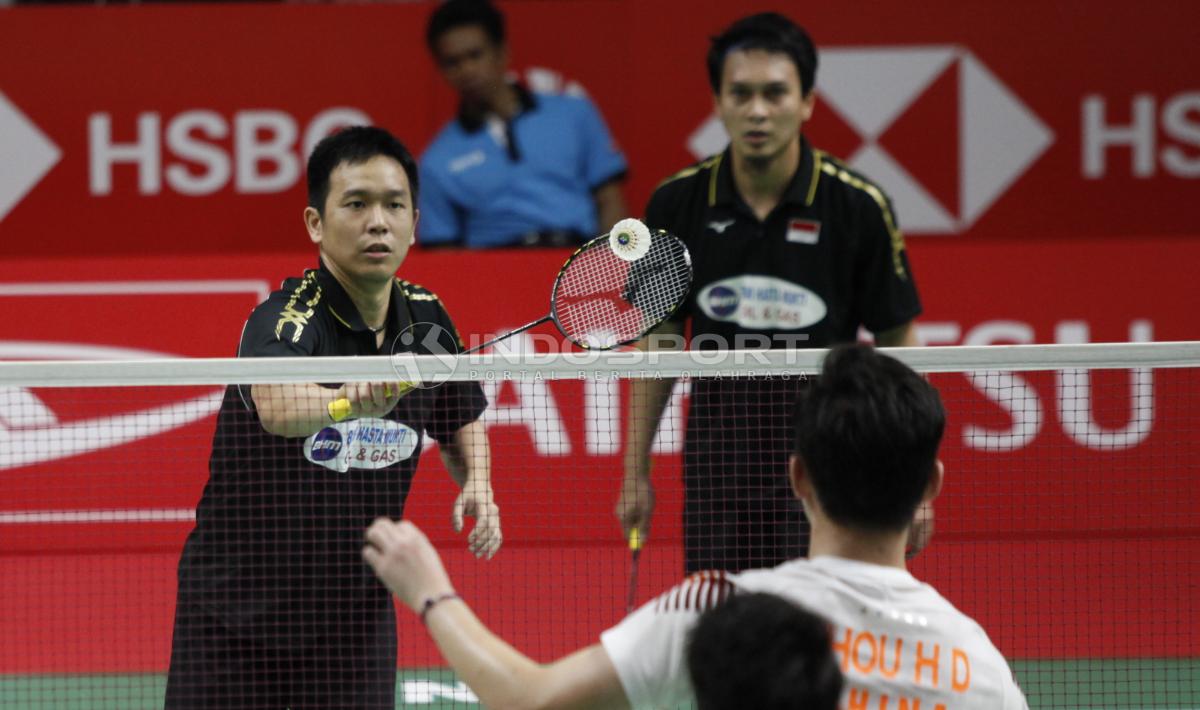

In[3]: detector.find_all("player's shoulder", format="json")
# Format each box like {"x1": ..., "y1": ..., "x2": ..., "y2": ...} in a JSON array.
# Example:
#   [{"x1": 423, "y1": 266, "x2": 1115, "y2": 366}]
[
  {"x1": 647, "y1": 154, "x2": 723, "y2": 214},
  {"x1": 396, "y1": 279, "x2": 453, "y2": 319},
  {"x1": 654, "y1": 154, "x2": 722, "y2": 194},
  {"x1": 244, "y1": 269, "x2": 325, "y2": 346},
  {"x1": 651, "y1": 569, "x2": 737, "y2": 614},
  {"x1": 396, "y1": 278, "x2": 440, "y2": 299},
  {"x1": 252, "y1": 270, "x2": 323, "y2": 319},
  {"x1": 813, "y1": 148, "x2": 896, "y2": 212},
  {"x1": 396, "y1": 279, "x2": 442, "y2": 303}
]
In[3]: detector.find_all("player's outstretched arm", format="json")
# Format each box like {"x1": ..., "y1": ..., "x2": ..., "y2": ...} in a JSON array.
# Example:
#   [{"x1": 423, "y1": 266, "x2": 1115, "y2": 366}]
[
  {"x1": 250, "y1": 382, "x2": 408, "y2": 438},
  {"x1": 616, "y1": 321, "x2": 684, "y2": 543},
  {"x1": 442, "y1": 420, "x2": 502, "y2": 559},
  {"x1": 363, "y1": 519, "x2": 629, "y2": 710}
]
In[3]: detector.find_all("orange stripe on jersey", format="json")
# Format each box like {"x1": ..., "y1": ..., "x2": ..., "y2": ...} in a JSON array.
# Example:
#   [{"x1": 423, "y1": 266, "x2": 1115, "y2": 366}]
[{"x1": 652, "y1": 570, "x2": 735, "y2": 614}]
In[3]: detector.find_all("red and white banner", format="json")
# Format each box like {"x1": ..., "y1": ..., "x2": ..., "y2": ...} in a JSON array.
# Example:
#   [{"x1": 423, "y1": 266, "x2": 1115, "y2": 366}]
[{"x1": 1, "y1": 0, "x2": 1198, "y2": 260}]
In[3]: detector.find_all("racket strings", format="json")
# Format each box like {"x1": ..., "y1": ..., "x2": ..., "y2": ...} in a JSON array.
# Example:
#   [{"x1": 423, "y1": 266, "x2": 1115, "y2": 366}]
[{"x1": 553, "y1": 233, "x2": 691, "y2": 348}]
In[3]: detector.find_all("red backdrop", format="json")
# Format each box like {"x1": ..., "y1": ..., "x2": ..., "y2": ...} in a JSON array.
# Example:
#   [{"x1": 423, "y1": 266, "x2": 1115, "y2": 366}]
[{"x1": 0, "y1": 0, "x2": 1197, "y2": 678}]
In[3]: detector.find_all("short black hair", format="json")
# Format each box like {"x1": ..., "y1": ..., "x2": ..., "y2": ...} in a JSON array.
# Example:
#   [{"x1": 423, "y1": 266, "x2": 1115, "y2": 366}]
[
  {"x1": 426, "y1": 0, "x2": 506, "y2": 55},
  {"x1": 687, "y1": 592, "x2": 843, "y2": 710},
  {"x1": 794, "y1": 345, "x2": 945, "y2": 531},
  {"x1": 707, "y1": 12, "x2": 818, "y2": 96},
  {"x1": 306, "y1": 126, "x2": 419, "y2": 217}
]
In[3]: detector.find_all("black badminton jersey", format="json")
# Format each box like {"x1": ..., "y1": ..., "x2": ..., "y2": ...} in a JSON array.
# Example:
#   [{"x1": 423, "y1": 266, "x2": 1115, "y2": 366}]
[
  {"x1": 647, "y1": 138, "x2": 920, "y2": 350},
  {"x1": 645, "y1": 140, "x2": 921, "y2": 572},
  {"x1": 176, "y1": 261, "x2": 486, "y2": 643}
]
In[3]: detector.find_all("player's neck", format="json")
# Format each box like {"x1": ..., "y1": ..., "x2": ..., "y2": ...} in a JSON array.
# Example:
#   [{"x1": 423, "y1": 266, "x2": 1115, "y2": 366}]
[
  {"x1": 323, "y1": 261, "x2": 392, "y2": 331},
  {"x1": 731, "y1": 138, "x2": 801, "y2": 221},
  {"x1": 808, "y1": 522, "x2": 909, "y2": 570},
  {"x1": 348, "y1": 285, "x2": 391, "y2": 333}
]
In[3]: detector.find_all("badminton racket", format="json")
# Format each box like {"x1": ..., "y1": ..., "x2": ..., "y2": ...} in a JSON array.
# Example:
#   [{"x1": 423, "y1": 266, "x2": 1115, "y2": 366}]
[
  {"x1": 467, "y1": 218, "x2": 693, "y2": 353},
  {"x1": 327, "y1": 219, "x2": 692, "y2": 421}
]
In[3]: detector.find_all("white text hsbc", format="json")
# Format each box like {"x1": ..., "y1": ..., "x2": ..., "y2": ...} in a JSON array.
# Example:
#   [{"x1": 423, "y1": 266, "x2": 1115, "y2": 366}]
[
  {"x1": 87, "y1": 108, "x2": 371, "y2": 195},
  {"x1": 1083, "y1": 91, "x2": 1200, "y2": 178}
]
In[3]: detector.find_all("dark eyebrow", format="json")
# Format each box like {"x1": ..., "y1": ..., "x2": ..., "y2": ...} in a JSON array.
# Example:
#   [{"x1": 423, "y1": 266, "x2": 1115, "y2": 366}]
[
  {"x1": 339, "y1": 188, "x2": 409, "y2": 200},
  {"x1": 729, "y1": 80, "x2": 790, "y2": 90}
]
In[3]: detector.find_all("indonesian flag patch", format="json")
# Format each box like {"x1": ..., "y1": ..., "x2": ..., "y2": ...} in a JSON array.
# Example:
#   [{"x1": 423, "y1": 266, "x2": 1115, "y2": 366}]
[{"x1": 786, "y1": 218, "x2": 821, "y2": 245}]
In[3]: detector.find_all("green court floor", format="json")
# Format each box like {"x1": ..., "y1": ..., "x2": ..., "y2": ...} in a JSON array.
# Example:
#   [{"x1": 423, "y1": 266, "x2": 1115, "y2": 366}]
[{"x1": 1, "y1": 660, "x2": 1197, "y2": 708}]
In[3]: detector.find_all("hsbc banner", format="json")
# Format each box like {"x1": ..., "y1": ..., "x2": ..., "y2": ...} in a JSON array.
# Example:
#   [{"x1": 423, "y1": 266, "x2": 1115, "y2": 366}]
[{"x1": 0, "y1": 0, "x2": 1198, "y2": 259}]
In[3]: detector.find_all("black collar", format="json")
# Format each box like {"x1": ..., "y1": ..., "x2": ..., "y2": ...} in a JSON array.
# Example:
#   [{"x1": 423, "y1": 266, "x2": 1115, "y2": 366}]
[
  {"x1": 316, "y1": 260, "x2": 412, "y2": 337},
  {"x1": 456, "y1": 81, "x2": 538, "y2": 133},
  {"x1": 708, "y1": 135, "x2": 819, "y2": 211}
]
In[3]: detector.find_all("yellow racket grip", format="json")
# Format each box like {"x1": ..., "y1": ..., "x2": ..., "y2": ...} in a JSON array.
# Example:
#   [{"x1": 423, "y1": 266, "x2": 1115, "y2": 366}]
[
  {"x1": 327, "y1": 398, "x2": 352, "y2": 423},
  {"x1": 328, "y1": 383, "x2": 415, "y2": 422},
  {"x1": 628, "y1": 528, "x2": 642, "y2": 552}
]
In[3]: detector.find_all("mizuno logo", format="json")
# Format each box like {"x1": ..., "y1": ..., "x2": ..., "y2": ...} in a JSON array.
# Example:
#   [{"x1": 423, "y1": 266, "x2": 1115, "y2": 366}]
[{"x1": 708, "y1": 219, "x2": 735, "y2": 234}]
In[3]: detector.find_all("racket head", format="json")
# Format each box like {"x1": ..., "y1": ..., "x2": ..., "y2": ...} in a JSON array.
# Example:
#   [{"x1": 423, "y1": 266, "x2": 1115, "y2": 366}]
[{"x1": 549, "y1": 229, "x2": 692, "y2": 350}]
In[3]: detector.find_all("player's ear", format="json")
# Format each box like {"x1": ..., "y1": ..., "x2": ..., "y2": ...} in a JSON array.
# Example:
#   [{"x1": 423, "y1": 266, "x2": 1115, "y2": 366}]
[
  {"x1": 799, "y1": 89, "x2": 817, "y2": 123},
  {"x1": 304, "y1": 206, "x2": 323, "y2": 246},
  {"x1": 411, "y1": 209, "x2": 420, "y2": 246},
  {"x1": 922, "y1": 460, "x2": 945, "y2": 504},
  {"x1": 788, "y1": 454, "x2": 812, "y2": 502}
]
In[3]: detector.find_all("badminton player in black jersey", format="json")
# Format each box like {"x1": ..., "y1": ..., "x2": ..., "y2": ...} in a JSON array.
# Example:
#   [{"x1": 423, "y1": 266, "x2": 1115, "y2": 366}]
[
  {"x1": 165, "y1": 126, "x2": 501, "y2": 708},
  {"x1": 617, "y1": 13, "x2": 926, "y2": 574}
]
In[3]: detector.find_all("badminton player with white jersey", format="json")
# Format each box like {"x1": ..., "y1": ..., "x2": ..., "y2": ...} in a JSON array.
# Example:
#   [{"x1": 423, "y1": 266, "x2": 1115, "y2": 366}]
[{"x1": 363, "y1": 345, "x2": 1028, "y2": 709}]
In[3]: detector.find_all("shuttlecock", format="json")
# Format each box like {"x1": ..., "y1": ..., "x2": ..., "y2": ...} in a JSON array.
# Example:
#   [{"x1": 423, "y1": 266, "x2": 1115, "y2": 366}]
[{"x1": 609, "y1": 218, "x2": 651, "y2": 261}]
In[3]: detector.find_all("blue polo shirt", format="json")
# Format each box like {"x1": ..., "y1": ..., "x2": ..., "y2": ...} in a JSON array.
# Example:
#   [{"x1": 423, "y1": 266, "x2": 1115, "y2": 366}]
[{"x1": 418, "y1": 85, "x2": 628, "y2": 248}]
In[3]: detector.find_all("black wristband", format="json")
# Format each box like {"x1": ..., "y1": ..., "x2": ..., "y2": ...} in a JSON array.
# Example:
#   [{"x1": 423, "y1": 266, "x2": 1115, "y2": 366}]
[{"x1": 419, "y1": 592, "x2": 461, "y2": 625}]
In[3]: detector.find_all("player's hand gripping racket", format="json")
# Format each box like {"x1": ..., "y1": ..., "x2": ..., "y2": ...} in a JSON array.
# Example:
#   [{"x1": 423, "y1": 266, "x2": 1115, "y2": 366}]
[
  {"x1": 466, "y1": 218, "x2": 693, "y2": 353},
  {"x1": 626, "y1": 527, "x2": 643, "y2": 613}
]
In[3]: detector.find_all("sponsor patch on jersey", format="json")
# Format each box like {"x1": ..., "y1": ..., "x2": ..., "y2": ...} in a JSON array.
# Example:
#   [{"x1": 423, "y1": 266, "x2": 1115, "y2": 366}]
[
  {"x1": 786, "y1": 218, "x2": 821, "y2": 245},
  {"x1": 303, "y1": 419, "x2": 419, "y2": 473},
  {"x1": 308, "y1": 427, "x2": 343, "y2": 461},
  {"x1": 698, "y1": 275, "x2": 827, "y2": 330},
  {"x1": 705, "y1": 285, "x2": 740, "y2": 318}
]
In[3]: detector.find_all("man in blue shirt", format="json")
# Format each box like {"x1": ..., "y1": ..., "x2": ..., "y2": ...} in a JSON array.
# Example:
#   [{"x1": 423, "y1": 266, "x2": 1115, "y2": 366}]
[{"x1": 421, "y1": 0, "x2": 628, "y2": 248}]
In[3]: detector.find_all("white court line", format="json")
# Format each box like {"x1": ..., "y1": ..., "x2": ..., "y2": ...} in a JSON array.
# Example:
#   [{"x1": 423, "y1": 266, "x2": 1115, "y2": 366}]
[
  {"x1": 0, "y1": 279, "x2": 272, "y2": 302},
  {"x1": 0, "y1": 508, "x2": 194, "y2": 524}
]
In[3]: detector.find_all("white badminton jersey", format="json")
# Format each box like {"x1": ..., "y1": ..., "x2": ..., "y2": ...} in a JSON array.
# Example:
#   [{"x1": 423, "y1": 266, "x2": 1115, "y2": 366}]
[{"x1": 600, "y1": 556, "x2": 1028, "y2": 709}]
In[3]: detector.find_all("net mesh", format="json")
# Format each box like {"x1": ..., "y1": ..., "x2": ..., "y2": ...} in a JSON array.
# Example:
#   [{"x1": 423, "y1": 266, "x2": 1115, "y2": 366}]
[
  {"x1": 552, "y1": 230, "x2": 691, "y2": 349},
  {"x1": 0, "y1": 345, "x2": 1196, "y2": 708}
]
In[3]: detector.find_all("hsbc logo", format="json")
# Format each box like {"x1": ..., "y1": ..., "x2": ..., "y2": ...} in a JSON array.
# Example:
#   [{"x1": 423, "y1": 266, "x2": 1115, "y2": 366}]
[
  {"x1": 0, "y1": 92, "x2": 61, "y2": 225},
  {"x1": 689, "y1": 46, "x2": 1055, "y2": 234}
]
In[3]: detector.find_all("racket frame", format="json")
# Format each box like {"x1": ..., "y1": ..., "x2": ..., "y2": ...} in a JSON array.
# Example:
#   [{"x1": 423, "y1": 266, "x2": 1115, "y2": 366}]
[{"x1": 466, "y1": 229, "x2": 691, "y2": 354}]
